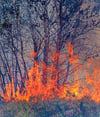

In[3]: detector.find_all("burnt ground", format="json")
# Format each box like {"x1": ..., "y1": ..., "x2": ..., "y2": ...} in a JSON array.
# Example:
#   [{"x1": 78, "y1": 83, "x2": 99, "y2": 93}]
[{"x1": 0, "y1": 98, "x2": 100, "y2": 117}]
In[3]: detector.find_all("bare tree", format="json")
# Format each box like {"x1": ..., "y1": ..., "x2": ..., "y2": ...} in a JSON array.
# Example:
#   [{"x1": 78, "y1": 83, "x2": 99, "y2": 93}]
[{"x1": 0, "y1": 0, "x2": 100, "y2": 96}]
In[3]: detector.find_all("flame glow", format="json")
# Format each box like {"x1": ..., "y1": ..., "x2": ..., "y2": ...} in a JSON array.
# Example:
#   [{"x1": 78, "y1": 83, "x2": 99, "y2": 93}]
[{"x1": 0, "y1": 42, "x2": 100, "y2": 103}]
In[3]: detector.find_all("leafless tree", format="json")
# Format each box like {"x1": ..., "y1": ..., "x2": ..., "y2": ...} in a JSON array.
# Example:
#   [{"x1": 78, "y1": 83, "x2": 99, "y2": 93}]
[{"x1": 0, "y1": 0, "x2": 100, "y2": 94}]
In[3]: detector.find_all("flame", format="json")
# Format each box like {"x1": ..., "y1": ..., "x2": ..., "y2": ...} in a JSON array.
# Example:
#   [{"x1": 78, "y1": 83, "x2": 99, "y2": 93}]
[{"x1": 0, "y1": 42, "x2": 100, "y2": 104}]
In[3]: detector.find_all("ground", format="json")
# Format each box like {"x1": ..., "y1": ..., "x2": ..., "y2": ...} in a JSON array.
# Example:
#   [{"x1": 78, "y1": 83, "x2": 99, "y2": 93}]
[{"x1": 0, "y1": 98, "x2": 100, "y2": 117}]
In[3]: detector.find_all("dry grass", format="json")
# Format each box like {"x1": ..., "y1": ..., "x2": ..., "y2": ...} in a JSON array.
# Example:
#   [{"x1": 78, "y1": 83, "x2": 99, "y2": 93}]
[{"x1": 0, "y1": 98, "x2": 100, "y2": 117}]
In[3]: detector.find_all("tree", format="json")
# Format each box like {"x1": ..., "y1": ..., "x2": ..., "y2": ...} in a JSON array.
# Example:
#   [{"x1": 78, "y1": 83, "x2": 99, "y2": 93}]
[
  {"x1": 50, "y1": 0, "x2": 100, "y2": 85},
  {"x1": 0, "y1": 0, "x2": 100, "y2": 97}
]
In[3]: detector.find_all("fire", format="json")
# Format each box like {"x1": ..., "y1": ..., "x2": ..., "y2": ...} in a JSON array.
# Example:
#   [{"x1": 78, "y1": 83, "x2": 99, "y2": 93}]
[{"x1": 0, "y1": 42, "x2": 100, "y2": 103}]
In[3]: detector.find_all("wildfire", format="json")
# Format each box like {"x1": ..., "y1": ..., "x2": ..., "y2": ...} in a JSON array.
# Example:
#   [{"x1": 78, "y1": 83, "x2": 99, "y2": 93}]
[{"x1": 0, "y1": 42, "x2": 100, "y2": 103}]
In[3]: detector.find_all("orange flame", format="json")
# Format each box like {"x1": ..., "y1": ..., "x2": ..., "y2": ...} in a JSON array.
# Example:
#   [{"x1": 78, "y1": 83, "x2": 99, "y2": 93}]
[{"x1": 0, "y1": 42, "x2": 100, "y2": 103}]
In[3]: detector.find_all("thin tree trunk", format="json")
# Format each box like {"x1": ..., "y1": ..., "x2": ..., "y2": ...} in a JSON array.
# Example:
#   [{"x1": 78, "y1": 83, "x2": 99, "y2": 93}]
[
  {"x1": 0, "y1": 68, "x2": 6, "y2": 94},
  {"x1": 16, "y1": 17, "x2": 29, "y2": 80},
  {"x1": 42, "y1": 5, "x2": 49, "y2": 85},
  {"x1": 55, "y1": 0, "x2": 63, "y2": 87},
  {"x1": 27, "y1": 0, "x2": 40, "y2": 80}
]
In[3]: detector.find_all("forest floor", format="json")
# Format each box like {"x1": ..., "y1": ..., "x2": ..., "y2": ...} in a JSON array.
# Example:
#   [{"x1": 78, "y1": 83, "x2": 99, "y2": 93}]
[{"x1": 0, "y1": 98, "x2": 100, "y2": 117}]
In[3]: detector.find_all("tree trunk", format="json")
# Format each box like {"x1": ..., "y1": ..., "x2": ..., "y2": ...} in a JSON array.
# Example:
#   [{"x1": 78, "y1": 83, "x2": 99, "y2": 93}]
[
  {"x1": 42, "y1": 5, "x2": 49, "y2": 85},
  {"x1": 55, "y1": 0, "x2": 63, "y2": 87}
]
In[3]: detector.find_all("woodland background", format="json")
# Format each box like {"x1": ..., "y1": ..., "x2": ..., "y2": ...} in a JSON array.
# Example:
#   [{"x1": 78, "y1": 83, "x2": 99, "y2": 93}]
[{"x1": 0, "y1": 0, "x2": 100, "y2": 116}]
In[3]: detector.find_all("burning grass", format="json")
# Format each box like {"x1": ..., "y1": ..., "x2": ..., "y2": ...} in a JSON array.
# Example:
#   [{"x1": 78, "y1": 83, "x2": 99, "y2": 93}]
[{"x1": 0, "y1": 42, "x2": 100, "y2": 104}]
